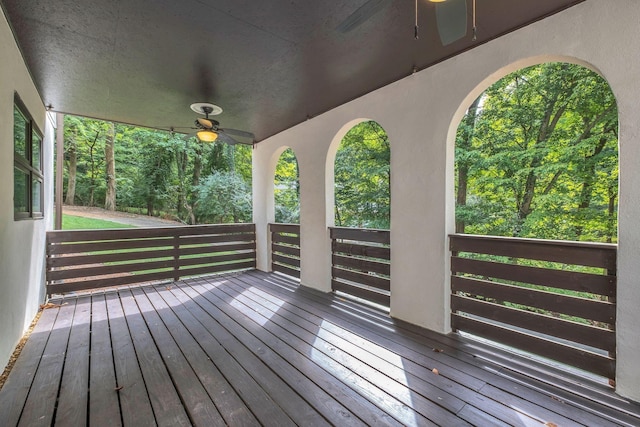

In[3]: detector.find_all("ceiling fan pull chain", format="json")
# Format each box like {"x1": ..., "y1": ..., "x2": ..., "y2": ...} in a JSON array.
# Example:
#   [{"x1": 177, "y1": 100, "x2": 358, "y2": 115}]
[
  {"x1": 472, "y1": 0, "x2": 477, "y2": 40},
  {"x1": 414, "y1": 0, "x2": 419, "y2": 39}
]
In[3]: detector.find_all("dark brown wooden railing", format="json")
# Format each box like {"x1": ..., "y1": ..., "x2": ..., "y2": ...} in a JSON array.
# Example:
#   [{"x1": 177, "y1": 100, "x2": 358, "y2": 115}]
[
  {"x1": 269, "y1": 223, "x2": 301, "y2": 279},
  {"x1": 330, "y1": 227, "x2": 390, "y2": 308},
  {"x1": 46, "y1": 224, "x2": 256, "y2": 295},
  {"x1": 449, "y1": 234, "x2": 617, "y2": 380}
]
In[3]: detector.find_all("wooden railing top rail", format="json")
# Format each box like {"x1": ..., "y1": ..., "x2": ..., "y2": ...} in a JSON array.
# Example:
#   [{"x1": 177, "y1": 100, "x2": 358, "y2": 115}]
[
  {"x1": 268, "y1": 223, "x2": 300, "y2": 233},
  {"x1": 48, "y1": 223, "x2": 256, "y2": 243},
  {"x1": 449, "y1": 233, "x2": 616, "y2": 270},
  {"x1": 329, "y1": 227, "x2": 390, "y2": 245}
]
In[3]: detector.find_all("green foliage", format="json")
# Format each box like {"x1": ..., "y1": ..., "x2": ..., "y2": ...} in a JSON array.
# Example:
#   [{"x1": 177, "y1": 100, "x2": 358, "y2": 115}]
[
  {"x1": 274, "y1": 148, "x2": 300, "y2": 223},
  {"x1": 334, "y1": 121, "x2": 390, "y2": 229},
  {"x1": 455, "y1": 62, "x2": 618, "y2": 242},
  {"x1": 194, "y1": 171, "x2": 252, "y2": 223}
]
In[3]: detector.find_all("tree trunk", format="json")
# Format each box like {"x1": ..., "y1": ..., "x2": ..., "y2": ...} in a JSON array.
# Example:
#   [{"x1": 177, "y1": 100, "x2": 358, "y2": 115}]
[
  {"x1": 104, "y1": 122, "x2": 116, "y2": 211},
  {"x1": 65, "y1": 139, "x2": 77, "y2": 205},
  {"x1": 456, "y1": 96, "x2": 481, "y2": 234}
]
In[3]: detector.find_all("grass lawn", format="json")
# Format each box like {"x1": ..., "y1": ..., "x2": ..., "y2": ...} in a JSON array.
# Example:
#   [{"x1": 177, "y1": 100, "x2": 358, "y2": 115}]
[{"x1": 62, "y1": 214, "x2": 137, "y2": 230}]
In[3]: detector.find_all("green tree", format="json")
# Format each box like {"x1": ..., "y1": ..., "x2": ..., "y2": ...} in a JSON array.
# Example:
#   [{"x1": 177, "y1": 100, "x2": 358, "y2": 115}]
[
  {"x1": 455, "y1": 62, "x2": 618, "y2": 242},
  {"x1": 334, "y1": 121, "x2": 390, "y2": 229},
  {"x1": 195, "y1": 171, "x2": 252, "y2": 223},
  {"x1": 274, "y1": 148, "x2": 300, "y2": 223}
]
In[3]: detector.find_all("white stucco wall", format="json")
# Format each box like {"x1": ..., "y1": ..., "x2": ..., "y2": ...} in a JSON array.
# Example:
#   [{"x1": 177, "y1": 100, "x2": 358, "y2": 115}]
[
  {"x1": 0, "y1": 8, "x2": 50, "y2": 371},
  {"x1": 253, "y1": 0, "x2": 640, "y2": 401}
]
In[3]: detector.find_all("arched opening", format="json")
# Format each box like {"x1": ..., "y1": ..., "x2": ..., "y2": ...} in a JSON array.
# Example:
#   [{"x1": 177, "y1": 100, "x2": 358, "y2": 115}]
[
  {"x1": 450, "y1": 61, "x2": 619, "y2": 382},
  {"x1": 330, "y1": 120, "x2": 391, "y2": 309},
  {"x1": 274, "y1": 148, "x2": 300, "y2": 224},
  {"x1": 334, "y1": 121, "x2": 390, "y2": 229},
  {"x1": 269, "y1": 147, "x2": 301, "y2": 279},
  {"x1": 455, "y1": 62, "x2": 618, "y2": 242}
]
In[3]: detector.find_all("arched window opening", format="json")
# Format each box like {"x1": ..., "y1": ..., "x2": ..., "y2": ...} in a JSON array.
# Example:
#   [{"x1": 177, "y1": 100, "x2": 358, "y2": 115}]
[
  {"x1": 451, "y1": 62, "x2": 619, "y2": 382},
  {"x1": 455, "y1": 62, "x2": 618, "y2": 242},
  {"x1": 334, "y1": 121, "x2": 390, "y2": 229},
  {"x1": 274, "y1": 148, "x2": 300, "y2": 224},
  {"x1": 331, "y1": 120, "x2": 391, "y2": 311}
]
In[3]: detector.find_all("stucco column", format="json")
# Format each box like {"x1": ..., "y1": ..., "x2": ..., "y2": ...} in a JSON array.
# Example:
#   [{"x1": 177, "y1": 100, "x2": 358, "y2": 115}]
[
  {"x1": 252, "y1": 144, "x2": 275, "y2": 272},
  {"x1": 297, "y1": 137, "x2": 333, "y2": 293},
  {"x1": 614, "y1": 96, "x2": 640, "y2": 402}
]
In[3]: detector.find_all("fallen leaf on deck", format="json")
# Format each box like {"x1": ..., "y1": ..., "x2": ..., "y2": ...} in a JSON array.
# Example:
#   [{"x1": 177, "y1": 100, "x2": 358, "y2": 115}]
[
  {"x1": 432, "y1": 368, "x2": 439, "y2": 375},
  {"x1": 432, "y1": 348, "x2": 444, "y2": 353},
  {"x1": 40, "y1": 302, "x2": 67, "y2": 310},
  {"x1": 166, "y1": 286, "x2": 173, "y2": 290},
  {"x1": 544, "y1": 423, "x2": 558, "y2": 427},
  {"x1": 115, "y1": 386, "x2": 124, "y2": 391}
]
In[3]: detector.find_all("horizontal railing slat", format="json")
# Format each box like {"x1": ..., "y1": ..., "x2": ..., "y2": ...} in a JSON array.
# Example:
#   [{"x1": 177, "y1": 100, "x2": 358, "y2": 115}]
[
  {"x1": 332, "y1": 254, "x2": 390, "y2": 276},
  {"x1": 451, "y1": 256, "x2": 615, "y2": 297},
  {"x1": 48, "y1": 238, "x2": 176, "y2": 255},
  {"x1": 178, "y1": 233, "x2": 256, "y2": 246},
  {"x1": 178, "y1": 252, "x2": 256, "y2": 268},
  {"x1": 179, "y1": 242, "x2": 256, "y2": 256},
  {"x1": 452, "y1": 276, "x2": 615, "y2": 324},
  {"x1": 272, "y1": 253, "x2": 301, "y2": 268},
  {"x1": 450, "y1": 234, "x2": 616, "y2": 269},
  {"x1": 50, "y1": 270, "x2": 178, "y2": 294},
  {"x1": 272, "y1": 263, "x2": 300, "y2": 279},
  {"x1": 47, "y1": 248, "x2": 176, "y2": 268},
  {"x1": 271, "y1": 243, "x2": 300, "y2": 258},
  {"x1": 332, "y1": 267, "x2": 390, "y2": 292},
  {"x1": 332, "y1": 280, "x2": 390, "y2": 307},
  {"x1": 268, "y1": 223, "x2": 300, "y2": 233},
  {"x1": 47, "y1": 223, "x2": 255, "y2": 243},
  {"x1": 332, "y1": 241, "x2": 390, "y2": 260},
  {"x1": 48, "y1": 259, "x2": 175, "y2": 281},
  {"x1": 451, "y1": 295, "x2": 615, "y2": 352},
  {"x1": 330, "y1": 227, "x2": 390, "y2": 244},
  {"x1": 178, "y1": 260, "x2": 256, "y2": 277},
  {"x1": 452, "y1": 314, "x2": 615, "y2": 379},
  {"x1": 271, "y1": 234, "x2": 300, "y2": 246}
]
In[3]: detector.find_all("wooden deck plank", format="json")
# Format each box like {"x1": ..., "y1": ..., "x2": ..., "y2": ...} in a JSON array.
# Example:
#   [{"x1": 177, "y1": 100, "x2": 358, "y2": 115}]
[
  {"x1": 54, "y1": 295, "x2": 91, "y2": 427},
  {"x1": 153, "y1": 284, "x2": 297, "y2": 427},
  {"x1": 104, "y1": 291, "x2": 155, "y2": 427},
  {"x1": 140, "y1": 286, "x2": 260, "y2": 427},
  {"x1": 117, "y1": 289, "x2": 191, "y2": 427},
  {"x1": 128, "y1": 287, "x2": 226, "y2": 426},
  {"x1": 228, "y1": 274, "x2": 545, "y2": 427},
  {"x1": 187, "y1": 278, "x2": 406, "y2": 427},
  {"x1": 250, "y1": 270, "x2": 629, "y2": 427},
  {"x1": 0, "y1": 303, "x2": 60, "y2": 427},
  {"x1": 3, "y1": 270, "x2": 640, "y2": 427},
  {"x1": 171, "y1": 283, "x2": 335, "y2": 427},
  {"x1": 224, "y1": 275, "x2": 543, "y2": 427},
  {"x1": 240, "y1": 270, "x2": 616, "y2": 427},
  {"x1": 211, "y1": 275, "x2": 468, "y2": 426},
  {"x1": 89, "y1": 293, "x2": 123, "y2": 427},
  {"x1": 18, "y1": 299, "x2": 76, "y2": 427}
]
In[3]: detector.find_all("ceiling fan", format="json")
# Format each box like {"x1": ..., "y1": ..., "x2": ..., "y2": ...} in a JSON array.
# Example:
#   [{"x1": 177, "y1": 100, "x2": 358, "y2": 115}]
[
  {"x1": 337, "y1": 0, "x2": 474, "y2": 46},
  {"x1": 187, "y1": 102, "x2": 255, "y2": 145}
]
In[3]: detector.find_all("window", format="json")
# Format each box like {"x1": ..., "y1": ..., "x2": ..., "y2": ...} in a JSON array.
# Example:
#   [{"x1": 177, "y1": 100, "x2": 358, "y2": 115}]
[{"x1": 14, "y1": 93, "x2": 44, "y2": 220}]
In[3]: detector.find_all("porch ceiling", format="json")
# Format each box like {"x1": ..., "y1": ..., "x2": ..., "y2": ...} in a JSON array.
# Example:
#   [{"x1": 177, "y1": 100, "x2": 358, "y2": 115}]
[{"x1": 2, "y1": 0, "x2": 582, "y2": 142}]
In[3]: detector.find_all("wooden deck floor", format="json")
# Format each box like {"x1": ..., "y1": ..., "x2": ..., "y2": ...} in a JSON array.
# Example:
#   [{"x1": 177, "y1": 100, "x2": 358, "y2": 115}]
[{"x1": 1, "y1": 271, "x2": 639, "y2": 426}]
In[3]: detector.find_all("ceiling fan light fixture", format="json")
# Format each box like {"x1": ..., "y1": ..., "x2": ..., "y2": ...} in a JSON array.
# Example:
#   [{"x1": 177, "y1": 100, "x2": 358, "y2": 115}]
[
  {"x1": 197, "y1": 130, "x2": 218, "y2": 142},
  {"x1": 429, "y1": 0, "x2": 448, "y2": 2}
]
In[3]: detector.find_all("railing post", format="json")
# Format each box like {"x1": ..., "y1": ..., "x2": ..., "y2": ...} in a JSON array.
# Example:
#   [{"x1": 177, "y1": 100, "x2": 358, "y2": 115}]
[{"x1": 173, "y1": 233, "x2": 180, "y2": 282}]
